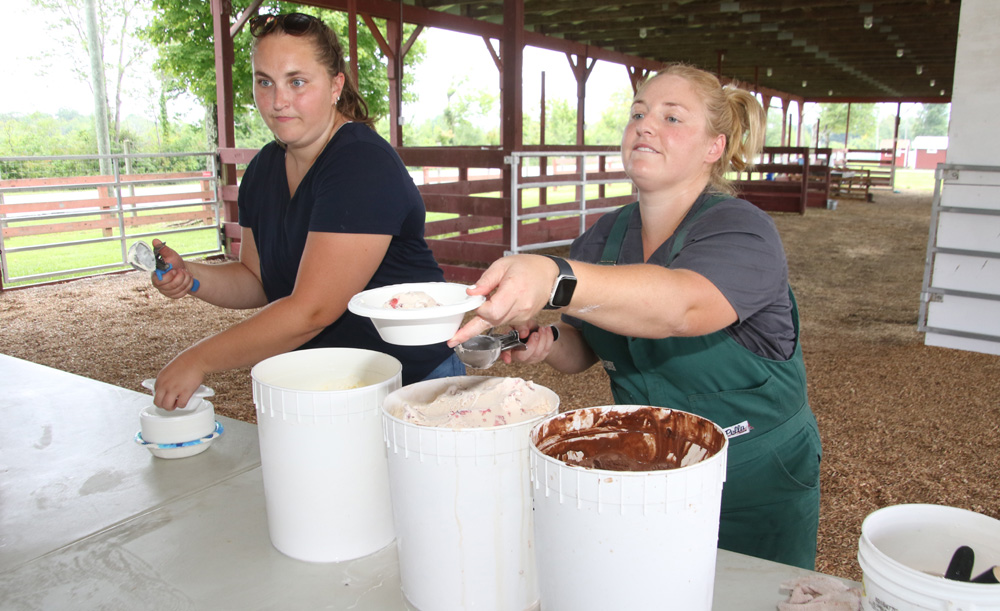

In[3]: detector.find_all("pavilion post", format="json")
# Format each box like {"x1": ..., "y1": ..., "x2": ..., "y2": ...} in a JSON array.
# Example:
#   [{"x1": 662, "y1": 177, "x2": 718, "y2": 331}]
[
  {"x1": 211, "y1": 0, "x2": 238, "y2": 255},
  {"x1": 500, "y1": 0, "x2": 524, "y2": 251}
]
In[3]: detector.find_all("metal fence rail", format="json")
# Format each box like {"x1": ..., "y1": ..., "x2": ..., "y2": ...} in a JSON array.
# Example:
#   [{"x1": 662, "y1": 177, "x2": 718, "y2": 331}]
[
  {"x1": 506, "y1": 150, "x2": 633, "y2": 255},
  {"x1": 0, "y1": 152, "x2": 222, "y2": 289}
]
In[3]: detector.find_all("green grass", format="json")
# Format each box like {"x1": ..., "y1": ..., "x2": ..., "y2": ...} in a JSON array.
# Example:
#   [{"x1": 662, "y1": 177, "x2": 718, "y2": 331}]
[
  {"x1": 3, "y1": 218, "x2": 221, "y2": 288},
  {"x1": 892, "y1": 168, "x2": 935, "y2": 191}
]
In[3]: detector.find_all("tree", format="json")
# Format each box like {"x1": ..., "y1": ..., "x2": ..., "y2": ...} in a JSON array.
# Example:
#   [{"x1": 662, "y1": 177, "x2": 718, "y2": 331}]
[
  {"x1": 405, "y1": 77, "x2": 498, "y2": 146},
  {"x1": 815, "y1": 103, "x2": 877, "y2": 149},
  {"x1": 911, "y1": 104, "x2": 950, "y2": 137},
  {"x1": 586, "y1": 87, "x2": 632, "y2": 145},
  {"x1": 31, "y1": 0, "x2": 150, "y2": 154},
  {"x1": 143, "y1": 1, "x2": 425, "y2": 148}
]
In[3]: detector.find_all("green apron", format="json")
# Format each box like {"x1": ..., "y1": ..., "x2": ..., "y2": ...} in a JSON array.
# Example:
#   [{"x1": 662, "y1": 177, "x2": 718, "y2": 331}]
[{"x1": 581, "y1": 196, "x2": 822, "y2": 570}]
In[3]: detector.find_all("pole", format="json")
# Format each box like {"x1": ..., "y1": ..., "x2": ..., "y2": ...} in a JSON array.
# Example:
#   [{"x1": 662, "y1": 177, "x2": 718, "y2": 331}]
[{"x1": 84, "y1": 0, "x2": 112, "y2": 177}]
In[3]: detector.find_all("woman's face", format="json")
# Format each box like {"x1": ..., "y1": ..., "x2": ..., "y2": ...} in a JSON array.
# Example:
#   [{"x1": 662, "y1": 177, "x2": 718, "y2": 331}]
[
  {"x1": 252, "y1": 33, "x2": 343, "y2": 150},
  {"x1": 621, "y1": 74, "x2": 725, "y2": 195}
]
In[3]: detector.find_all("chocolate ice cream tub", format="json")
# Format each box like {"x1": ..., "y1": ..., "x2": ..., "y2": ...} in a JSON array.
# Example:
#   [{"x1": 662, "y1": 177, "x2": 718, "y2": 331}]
[
  {"x1": 529, "y1": 405, "x2": 729, "y2": 611},
  {"x1": 381, "y1": 375, "x2": 559, "y2": 611}
]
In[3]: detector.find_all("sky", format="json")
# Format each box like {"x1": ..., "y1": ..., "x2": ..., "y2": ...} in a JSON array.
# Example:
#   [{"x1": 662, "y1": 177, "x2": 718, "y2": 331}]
[{"x1": 3, "y1": 5, "x2": 631, "y2": 126}]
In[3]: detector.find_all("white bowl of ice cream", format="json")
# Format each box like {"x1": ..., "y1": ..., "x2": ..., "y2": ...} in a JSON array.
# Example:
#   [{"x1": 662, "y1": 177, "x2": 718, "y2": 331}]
[
  {"x1": 135, "y1": 380, "x2": 222, "y2": 459},
  {"x1": 347, "y1": 282, "x2": 485, "y2": 346}
]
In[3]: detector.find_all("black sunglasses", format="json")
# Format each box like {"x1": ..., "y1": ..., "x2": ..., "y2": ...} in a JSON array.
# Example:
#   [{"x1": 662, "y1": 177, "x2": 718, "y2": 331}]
[{"x1": 249, "y1": 12, "x2": 319, "y2": 38}]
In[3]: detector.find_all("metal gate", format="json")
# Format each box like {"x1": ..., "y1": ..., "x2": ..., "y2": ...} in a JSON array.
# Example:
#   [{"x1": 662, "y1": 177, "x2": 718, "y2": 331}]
[
  {"x1": 0, "y1": 152, "x2": 222, "y2": 289},
  {"x1": 918, "y1": 163, "x2": 1000, "y2": 356}
]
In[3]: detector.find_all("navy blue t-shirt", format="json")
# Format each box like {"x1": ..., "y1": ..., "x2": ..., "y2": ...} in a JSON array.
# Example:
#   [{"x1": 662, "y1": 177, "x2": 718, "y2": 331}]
[{"x1": 238, "y1": 123, "x2": 451, "y2": 384}]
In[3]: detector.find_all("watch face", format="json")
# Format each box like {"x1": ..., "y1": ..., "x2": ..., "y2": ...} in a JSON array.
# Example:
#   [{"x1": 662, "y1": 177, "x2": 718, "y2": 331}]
[{"x1": 551, "y1": 276, "x2": 578, "y2": 307}]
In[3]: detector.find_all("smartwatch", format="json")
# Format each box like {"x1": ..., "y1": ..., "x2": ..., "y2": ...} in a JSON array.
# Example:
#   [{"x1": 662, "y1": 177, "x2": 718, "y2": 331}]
[{"x1": 541, "y1": 255, "x2": 577, "y2": 310}]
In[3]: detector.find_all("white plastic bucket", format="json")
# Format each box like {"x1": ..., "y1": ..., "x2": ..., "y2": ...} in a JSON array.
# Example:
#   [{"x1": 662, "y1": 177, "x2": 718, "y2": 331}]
[
  {"x1": 381, "y1": 376, "x2": 559, "y2": 611},
  {"x1": 529, "y1": 405, "x2": 729, "y2": 611},
  {"x1": 251, "y1": 348, "x2": 401, "y2": 563},
  {"x1": 858, "y1": 504, "x2": 1000, "y2": 611}
]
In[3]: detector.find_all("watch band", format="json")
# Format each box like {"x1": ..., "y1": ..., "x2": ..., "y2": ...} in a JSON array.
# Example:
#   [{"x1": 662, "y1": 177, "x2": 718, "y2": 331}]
[{"x1": 541, "y1": 254, "x2": 577, "y2": 310}]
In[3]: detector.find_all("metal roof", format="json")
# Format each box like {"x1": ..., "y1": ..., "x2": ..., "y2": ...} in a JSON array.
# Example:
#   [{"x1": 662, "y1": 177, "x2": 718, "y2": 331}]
[{"x1": 414, "y1": 0, "x2": 960, "y2": 103}]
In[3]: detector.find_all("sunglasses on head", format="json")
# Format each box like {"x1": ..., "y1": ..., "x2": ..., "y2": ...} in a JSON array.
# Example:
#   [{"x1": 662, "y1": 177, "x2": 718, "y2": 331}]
[{"x1": 249, "y1": 12, "x2": 319, "y2": 38}]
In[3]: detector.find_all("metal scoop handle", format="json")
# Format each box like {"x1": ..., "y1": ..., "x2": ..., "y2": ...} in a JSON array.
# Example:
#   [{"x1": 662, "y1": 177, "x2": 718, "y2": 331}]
[
  {"x1": 499, "y1": 326, "x2": 560, "y2": 351},
  {"x1": 455, "y1": 325, "x2": 560, "y2": 369},
  {"x1": 128, "y1": 240, "x2": 200, "y2": 292}
]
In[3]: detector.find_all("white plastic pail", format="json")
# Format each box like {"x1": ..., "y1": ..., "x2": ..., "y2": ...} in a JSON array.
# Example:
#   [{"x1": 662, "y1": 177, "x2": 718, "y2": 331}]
[
  {"x1": 381, "y1": 376, "x2": 559, "y2": 611},
  {"x1": 529, "y1": 405, "x2": 729, "y2": 611},
  {"x1": 858, "y1": 504, "x2": 1000, "y2": 611},
  {"x1": 251, "y1": 348, "x2": 401, "y2": 563}
]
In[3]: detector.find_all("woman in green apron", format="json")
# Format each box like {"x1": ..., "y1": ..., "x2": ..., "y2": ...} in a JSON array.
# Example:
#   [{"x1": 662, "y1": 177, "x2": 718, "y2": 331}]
[{"x1": 449, "y1": 63, "x2": 821, "y2": 570}]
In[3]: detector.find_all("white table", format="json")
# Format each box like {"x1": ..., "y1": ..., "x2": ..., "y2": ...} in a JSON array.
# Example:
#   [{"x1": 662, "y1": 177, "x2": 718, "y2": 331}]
[{"x1": 0, "y1": 354, "x2": 848, "y2": 610}]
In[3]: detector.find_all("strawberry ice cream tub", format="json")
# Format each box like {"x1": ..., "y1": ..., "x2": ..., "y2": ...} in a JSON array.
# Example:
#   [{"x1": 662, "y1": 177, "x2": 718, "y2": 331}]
[{"x1": 381, "y1": 375, "x2": 559, "y2": 611}]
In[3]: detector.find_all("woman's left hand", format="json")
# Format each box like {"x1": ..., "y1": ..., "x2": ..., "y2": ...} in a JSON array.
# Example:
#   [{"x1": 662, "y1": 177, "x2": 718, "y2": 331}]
[{"x1": 449, "y1": 254, "x2": 557, "y2": 347}]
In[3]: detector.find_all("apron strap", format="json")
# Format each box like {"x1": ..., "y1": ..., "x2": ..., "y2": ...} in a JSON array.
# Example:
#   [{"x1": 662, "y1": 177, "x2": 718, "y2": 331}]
[
  {"x1": 600, "y1": 201, "x2": 638, "y2": 265},
  {"x1": 599, "y1": 194, "x2": 730, "y2": 266}
]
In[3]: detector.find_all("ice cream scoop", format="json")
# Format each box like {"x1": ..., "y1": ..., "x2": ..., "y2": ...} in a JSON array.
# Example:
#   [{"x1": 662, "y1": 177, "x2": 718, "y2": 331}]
[
  {"x1": 127, "y1": 240, "x2": 199, "y2": 292},
  {"x1": 455, "y1": 326, "x2": 559, "y2": 370}
]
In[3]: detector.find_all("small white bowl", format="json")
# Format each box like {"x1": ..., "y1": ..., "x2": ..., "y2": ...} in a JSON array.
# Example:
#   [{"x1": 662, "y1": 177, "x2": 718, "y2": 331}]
[
  {"x1": 139, "y1": 399, "x2": 217, "y2": 445},
  {"x1": 347, "y1": 282, "x2": 485, "y2": 346},
  {"x1": 135, "y1": 421, "x2": 224, "y2": 459}
]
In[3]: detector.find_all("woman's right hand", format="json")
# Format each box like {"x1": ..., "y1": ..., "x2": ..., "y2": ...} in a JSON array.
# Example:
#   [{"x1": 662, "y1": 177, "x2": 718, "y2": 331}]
[{"x1": 150, "y1": 239, "x2": 197, "y2": 299}]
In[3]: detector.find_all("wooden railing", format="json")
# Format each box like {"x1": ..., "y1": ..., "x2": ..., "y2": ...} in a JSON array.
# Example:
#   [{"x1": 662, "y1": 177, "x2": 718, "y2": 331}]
[
  {"x1": 218, "y1": 145, "x2": 633, "y2": 283},
  {"x1": 734, "y1": 147, "x2": 834, "y2": 214}
]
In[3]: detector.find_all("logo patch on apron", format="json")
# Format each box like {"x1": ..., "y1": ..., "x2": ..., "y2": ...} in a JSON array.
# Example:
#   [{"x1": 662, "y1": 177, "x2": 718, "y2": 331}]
[
  {"x1": 601, "y1": 359, "x2": 617, "y2": 372},
  {"x1": 723, "y1": 420, "x2": 753, "y2": 439}
]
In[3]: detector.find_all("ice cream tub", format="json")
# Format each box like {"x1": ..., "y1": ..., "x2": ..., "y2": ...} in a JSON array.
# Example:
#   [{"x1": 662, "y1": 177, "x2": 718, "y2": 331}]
[
  {"x1": 381, "y1": 376, "x2": 559, "y2": 611},
  {"x1": 858, "y1": 504, "x2": 1000, "y2": 611},
  {"x1": 529, "y1": 405, "x2": 729, "y2": 611},
  {"x1": 251, "y1": 348, "x2": 401, "y2": 563}
]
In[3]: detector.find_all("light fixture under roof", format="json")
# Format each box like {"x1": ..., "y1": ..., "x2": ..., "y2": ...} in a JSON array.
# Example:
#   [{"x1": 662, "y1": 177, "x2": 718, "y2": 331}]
[
  {"x1": 916, "y1": 65, "x2": 923, "y2": 75},
  {"x1": 940, "y1": 89, "x2": 946, "y2": 96},
  {"x1": 640, "y1": 27, "x2": 647, "y2": 38},
  {"x1": 930, "y1": 79, "x2": 936, "y2": 86},
  {"x1": 896, "y1": 49, "x2": 904, "y2": 58},
  {"x1": 863, "y1": 16, "x2": 873, "y2": 29},
  {"x1": 766, "y1": 67, "x2": 773, "y2": 77},
  {"x1": 802, "y1": 80, "x2": 808, "y2": 87}
]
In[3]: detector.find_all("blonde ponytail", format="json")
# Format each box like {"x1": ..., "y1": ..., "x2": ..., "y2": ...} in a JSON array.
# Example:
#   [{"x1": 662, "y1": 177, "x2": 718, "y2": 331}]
[{"x1": 640, "y1": 64, "x2": 766, "y2": 196}]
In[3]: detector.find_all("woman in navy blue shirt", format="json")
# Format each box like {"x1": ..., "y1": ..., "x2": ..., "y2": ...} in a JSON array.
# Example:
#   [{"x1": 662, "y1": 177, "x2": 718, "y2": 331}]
[{"x1": 148, "y1": 13, "x2": 458, "y2": 410}]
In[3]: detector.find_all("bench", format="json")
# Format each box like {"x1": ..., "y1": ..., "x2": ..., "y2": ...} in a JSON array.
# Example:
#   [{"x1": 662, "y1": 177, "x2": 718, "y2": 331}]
[{"x1": 734, "y1": 147, "x2": 833, "y2": 215}]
